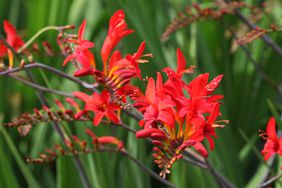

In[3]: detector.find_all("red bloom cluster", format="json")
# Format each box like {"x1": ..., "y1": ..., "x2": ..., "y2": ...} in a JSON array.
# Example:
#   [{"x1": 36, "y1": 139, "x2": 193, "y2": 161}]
[
  {"x1": 127, "y1": 49, "x2": 227, "y2": 178},
  {"x1": 64, "y1": 10, "x2": 150, "y2": 91},
  {"x1": 64, "y1": 10, "x2": 152, "y2": 126},
  {"x1": 260, "y1": 117, "x2": 282, "y2": 161},
  {"x1": 62, "y1": 10, "x2": 226, "y2": 177}
]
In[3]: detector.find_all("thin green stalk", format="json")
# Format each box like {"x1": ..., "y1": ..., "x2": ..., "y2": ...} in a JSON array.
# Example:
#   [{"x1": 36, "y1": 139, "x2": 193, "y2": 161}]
[{"x1": 17, "y1": 25, "x2": 74, "y2": 53}]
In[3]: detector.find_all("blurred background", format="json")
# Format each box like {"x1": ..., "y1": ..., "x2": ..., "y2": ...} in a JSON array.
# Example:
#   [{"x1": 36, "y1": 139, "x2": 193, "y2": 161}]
[{"x1": 1, "y1": 0, "x2": 282, "y2": 187}]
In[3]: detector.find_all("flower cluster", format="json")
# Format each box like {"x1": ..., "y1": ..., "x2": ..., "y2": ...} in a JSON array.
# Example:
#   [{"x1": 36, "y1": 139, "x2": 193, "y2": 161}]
[
  {"x1": 62, "y1": 10, "x2": 152, "y2": 127},
  {"x1": 260, "y1": 117, "x2": 282, "y2": 161},
  {"x1": 1, "y1": 9, "x2": 227, "y2": 178},
  {"x1": 126, "y1": 49, "x2": 227, "y2": 178},
  {"x1": 60, "y1": 10, "x2": 227, "y2": 177}
]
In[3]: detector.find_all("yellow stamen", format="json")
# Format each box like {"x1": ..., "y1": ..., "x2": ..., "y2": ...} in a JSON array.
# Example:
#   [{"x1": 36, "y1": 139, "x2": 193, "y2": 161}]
[{"x1": 8, "y1": 49, "x2": 14, "y2": 69}]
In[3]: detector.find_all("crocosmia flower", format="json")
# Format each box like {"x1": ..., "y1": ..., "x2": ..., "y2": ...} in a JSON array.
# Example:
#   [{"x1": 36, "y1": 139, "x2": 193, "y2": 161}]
[
  {"x1": 64, "y1": 10, "x2": 151, "y2": 99},
  {"x1": 0, "y1": 20, "x2": 24, "y2": 69},
  {"x1": 132, "y1": 49, "x2": 227, "y2": 178},
  {"x1": 101, "y1": 9, "x2": 134, "y2": 73},
  {"x1": 63, "y1": 19, "x2": 96, "y2": 77},
  {"x1": 260, "y1": 117, "x2": 282, "y2": 160},
  {"x1": 73, "y1": 90, "x2": 120, "y2": 126}
]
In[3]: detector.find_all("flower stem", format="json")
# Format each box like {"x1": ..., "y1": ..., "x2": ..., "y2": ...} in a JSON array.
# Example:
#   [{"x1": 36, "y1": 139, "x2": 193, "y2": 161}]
[{"x1": 17, "y1": 25, "x2": 73, "y2": 53}]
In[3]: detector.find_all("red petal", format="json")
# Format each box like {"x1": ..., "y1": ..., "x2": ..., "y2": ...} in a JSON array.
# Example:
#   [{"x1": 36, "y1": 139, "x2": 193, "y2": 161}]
[
  {"x1": 106, "y1": 110, "x2": 120, "y2": 123},
  {"x1": 85, "y1": 129, "x2": 97, "y2": 139},
  {"x1": 78, "y1": 19, "x2": 86, "y2": 42},
  {"x1": 132, "y1": 41, "x2": 146, "y2": 60},
  {"x1": 4, "y1": 20, "x2": 16, "y2": 41},
  {"x1": 158, "y1": 98, "x2": 175, "y2": 110},
  {"x1": 139, "y1": 120, "x2": 145, "y2": 127},
  {"x1": 206, "y1": 136, "x2": 215, "y2": 151},
  {"x1": 81, "y1": 40, "x2": 95, "y2": 49},
  {"x1": 156, "y1": 72, "x2": 163, "y2": 91},
  {"x1": 98, "y1": 136, "x2": 123, "y2": 149},
  {"x1": 109, "y1": 50, "x2": 122, "y2": 69},
  {"x1": 93, "y1": 112, "x2": 104, "y2": 126},
  {"x1": 157, "y1": 110, "x2": 175, "y2": 128},
  {"x1": 3, "y1": 20, "x2": 24, "y2": 49},
  {"x1": 193, "y1": 142, "x2": 208, "y2": 157},
  {"x1": 266, "y1": 117, "x2": 278, "y2": 141},
  {"x1": 151, "y1": 140, "x2": 164, "y2": 146},
  {"x1": 188, "y1": 73, "x2": 209, "y2": 97},
  {"x1": 151, "y1": 133, "x2": 167, "y2": 140},
  {"x1": 206, "y1": 74, "x2": 223, "y2": 94},
  {"x1": 109, "y1": 10, "x2": 125, "y2": 28},
  {"x1": 208, "y1": 103, "x2": 220, "y2": 124},
  {"x1": 178, "y1": 140, "x2": 195, "y2": 151},
  {"x1": 65, "y1": 97, "x2": 79, "y2": 109},
  {"x1": 74, "y1": 68, "x2": 95, "y2": 77},
  {"x1": 176, "y1": 48, "x2": 186, "y2": 74},
  {"x1": 0, "y1": 41, "x2": 7, "y2": 57},
  {"x1": 63, "y1": 54, "x2": 76, "y2": 66},
  {"x1": 73, "y1": 91, "x2": 91, "y2": 102},
  {"x1": 262, "y1": 150, "x2": 275, "y2": 161},
  {"x1": 136, "y1": 128, "x2": 164, "y2": 138},
  {"x1": 101, "y1": 10, "x2": 134, "y2": 64},
  {"x1": 145, "y1": 78, "x2": 156, "y2": 104}
]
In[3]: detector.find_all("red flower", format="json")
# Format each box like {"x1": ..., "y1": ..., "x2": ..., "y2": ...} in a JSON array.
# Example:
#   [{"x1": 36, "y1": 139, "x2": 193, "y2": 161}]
[
  {"x1": 0, "y1": 20, "x2": 24, "y2": 68},
  {"x1": 178, "y1": 73, "x2": 223, "y2": 119},
  {"x1": 96, "y1": 10, "x2": 150, "y2": 94},
  {"x1": 195, "y1": 103, "x2": 226, "y2": 151},
  {"x1": 63, "y1": 19, "x2": 96, "y2": 77},
  {"x1": 261, "y1": 117, "x2": 282, "y2": 160},
  {"x1": 73, "y1": 90, "x2": 120, "y2": 126},
  {"x1": 133, "y1": 48, "x2": 226, "y2": 178},
  {"x1": 101, "y1": 10, "x2": 134, "y2": 74},
  {"x1": 137, "y1": 77, "x2": 175, "y2": 128},
  {"x1": 105, "y1": 42, "x2": 148, "y2": 91}
]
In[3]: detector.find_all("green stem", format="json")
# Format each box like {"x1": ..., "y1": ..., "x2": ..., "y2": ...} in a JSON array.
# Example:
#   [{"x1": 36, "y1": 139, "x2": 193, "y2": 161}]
[{"x1": 17, "y1": 25, "x2": 73, "y2": 53}]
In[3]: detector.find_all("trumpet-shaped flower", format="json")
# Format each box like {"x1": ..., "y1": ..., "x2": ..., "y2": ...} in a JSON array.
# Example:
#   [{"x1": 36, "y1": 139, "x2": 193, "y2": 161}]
[
  {"x1": 101, "y1": 10, "x2": 134, "y2": 73},
  {"x1": 261, "y1": 117, "x2": 282, "y2": 160},
  {"x1": 63, "y1": 19, "x2": 96, "y2": 77},
  {"x1": 73, "y1": 90, "x2": 120, "y2": 126}
]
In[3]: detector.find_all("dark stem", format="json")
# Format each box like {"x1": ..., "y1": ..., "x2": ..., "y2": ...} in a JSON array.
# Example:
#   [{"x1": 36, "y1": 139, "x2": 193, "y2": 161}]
[
  {"x1": 112, "y1": 121, "x2": 137, "y2": 134},
  {"x1": 257, "y1": 173, "x2": 282, "y2": 188},
  {"x1": 182, "y1": 155, "x2": 208, "y2": 169},
  {"x1": 224, "y1": 25, "x2": 282, "y2": 96},
  {"x1": 224, "y1": 0, "x2": 282, "y2": 57},
  {"x1": 8, "y1": 74, "x2": 73, "y2": 97},
  {"x1": 119, "y1": 149, "x2": 176, "y2": 188},
  {"x1": 0, "y1": 62, "x2": 98, "y2": 91},
  {"x1": 205, "y1": 158, "x2": 235, "y2": 188}
]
